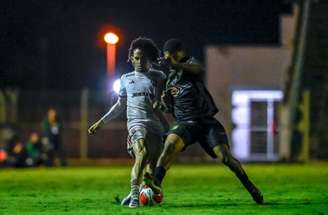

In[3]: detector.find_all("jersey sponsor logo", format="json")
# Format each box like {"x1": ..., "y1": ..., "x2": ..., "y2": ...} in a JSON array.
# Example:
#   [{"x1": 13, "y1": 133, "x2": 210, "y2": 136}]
[
  {"x1": 129, "y1": 80, "x2": 135, "y2": 84},
  {"x1": 131, "y1": 92, "x2": 154, "y2": 98}
]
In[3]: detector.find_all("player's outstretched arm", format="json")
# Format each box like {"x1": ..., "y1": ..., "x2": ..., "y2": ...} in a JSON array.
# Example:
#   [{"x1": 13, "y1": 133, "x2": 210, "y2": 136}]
[
  {"x1": 88, "y1": 120, "x2": 104, "y2": 135},
  {"x1": 167, "y1": 55, "x2": 204, "y2": 75},
  {"x1": 88, "y1": 97, "x2": 127, "y2": 135}
]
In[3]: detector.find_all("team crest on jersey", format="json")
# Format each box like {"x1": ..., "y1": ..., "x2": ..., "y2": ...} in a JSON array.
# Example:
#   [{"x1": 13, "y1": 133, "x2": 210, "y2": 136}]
[{"x1": 168, "y1": 86, "x2": 181, "y2": 97}]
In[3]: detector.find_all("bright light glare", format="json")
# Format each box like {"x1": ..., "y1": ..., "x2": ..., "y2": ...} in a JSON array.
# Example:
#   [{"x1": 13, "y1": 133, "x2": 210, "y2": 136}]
[
  {"x1": 104, "y1": 32, "x2": 119, "y2": 44},
  {"x1": 112, "y1": 79, "x2": 121, "y2": 94}
]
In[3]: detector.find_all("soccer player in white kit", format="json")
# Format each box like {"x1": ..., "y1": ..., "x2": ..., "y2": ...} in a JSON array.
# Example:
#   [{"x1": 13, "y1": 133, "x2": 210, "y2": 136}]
[{"x1": 88, "y1": 37, "x2": 167, "y2": 208}]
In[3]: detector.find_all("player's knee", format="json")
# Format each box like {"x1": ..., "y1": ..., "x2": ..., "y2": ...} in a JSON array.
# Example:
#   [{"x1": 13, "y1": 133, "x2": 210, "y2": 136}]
[
  {"x1": 214, "y1": 144, "x2": 231, "y2": 165},
  {"x1": 137, "y1": 146, "x2": 147, "y2": 157},
  {"x1": 134, "y1": 139, "x2": 147, "y2": 157},
  {"x1": 163, "y1": 141, "x2": 179, "y2": 155},
  {"x1": 135, "y1": 150, "x2": 147, "y2": 161},
  {"x1": 221, "y1": 152, "x2": 236, "y2": 167}
]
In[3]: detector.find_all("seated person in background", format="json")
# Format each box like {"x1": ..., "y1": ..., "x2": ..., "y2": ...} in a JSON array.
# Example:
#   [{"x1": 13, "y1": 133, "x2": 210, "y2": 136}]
[
  {"x1": 6, "y1": 138, "x2": 27, "y2": 167},
  {"x1": 0, "y1": 143, "x2": 8, "y2": 166},
  {"x1": 25, "y1": 132, "x2": 43, "y2": 167}
]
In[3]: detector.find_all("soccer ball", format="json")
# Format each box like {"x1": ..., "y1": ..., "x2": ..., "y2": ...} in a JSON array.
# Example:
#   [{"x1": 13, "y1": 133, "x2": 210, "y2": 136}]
[
  {"x1": 139, "y1": 186, "x2": 164, "y2": 206},
  {"x1": 153, "y1": 191, "x2": 164, "y2": 204},
  {"x1": 139, "y1": 186, "x2": 154, "y2": 206}
]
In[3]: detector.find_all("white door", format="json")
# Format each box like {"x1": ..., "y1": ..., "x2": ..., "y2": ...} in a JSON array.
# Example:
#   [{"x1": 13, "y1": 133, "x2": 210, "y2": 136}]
[{"x1": 231, "y1": 90, "x2": 283, "y2": 161}]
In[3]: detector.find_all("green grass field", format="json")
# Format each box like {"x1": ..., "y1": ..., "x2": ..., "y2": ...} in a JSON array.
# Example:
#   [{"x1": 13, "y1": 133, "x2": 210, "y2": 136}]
[{"x1": 1, "y1": 163, "x2": 328, "y2": 215}]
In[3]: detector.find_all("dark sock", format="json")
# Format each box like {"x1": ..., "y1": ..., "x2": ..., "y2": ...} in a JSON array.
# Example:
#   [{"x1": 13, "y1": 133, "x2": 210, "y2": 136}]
[
  {"x1": 237, "y1": 172, "x2": 254, "y2": 190},
  {"x1": 154, "y1": 166, "x2": 166, "y2": 186},
  {"x1": 224, "y1": 157, "x2": 253, "y2": 190}
]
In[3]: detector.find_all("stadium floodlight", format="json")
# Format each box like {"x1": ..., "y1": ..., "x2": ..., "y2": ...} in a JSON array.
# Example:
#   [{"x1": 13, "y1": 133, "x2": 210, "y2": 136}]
[
  {"x1": 104, "y1": 32, "x2": 119, "y2": 81},
  {"x1": 112, "y1": 78, "x2": 121, "y2": 94},
  {"x1": 104, "y1": 32, "x2": 119, "y2": 45}
]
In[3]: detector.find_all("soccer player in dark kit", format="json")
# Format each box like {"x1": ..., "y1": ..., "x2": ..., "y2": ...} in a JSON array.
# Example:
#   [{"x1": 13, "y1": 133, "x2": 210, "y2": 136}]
[{"x1": 145, "y1": 38, "x2": 264, "y2": 204}]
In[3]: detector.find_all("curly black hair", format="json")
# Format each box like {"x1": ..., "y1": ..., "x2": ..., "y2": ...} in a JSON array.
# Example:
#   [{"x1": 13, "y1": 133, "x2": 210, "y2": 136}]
[{"x1": 128, "y1": 37, "x2": 160, "y2": 62}]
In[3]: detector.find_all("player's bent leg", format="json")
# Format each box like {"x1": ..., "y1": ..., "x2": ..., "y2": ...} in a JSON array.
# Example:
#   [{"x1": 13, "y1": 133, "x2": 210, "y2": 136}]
[
  {"x1": 146, "y1": 133, "x2": 163, "y2": 176},
  {"x1": 213, "y1": 144, "x2": 264, "y2": 204},
  {"x1": 157, "y1": 134, "x2": 185, "y2": 170},
  {"x1": 143, "y1": 153, "x2": 159, "y2": 185},
  {"x1": 129, "y1": 138, "x2": 148, "y2": 208},
  {"x1": 145, "y1": 134, "x2": 185, "y2": 193},
  {"x1": 142, "y1": 133, "x2": 163, "y2": 188}
]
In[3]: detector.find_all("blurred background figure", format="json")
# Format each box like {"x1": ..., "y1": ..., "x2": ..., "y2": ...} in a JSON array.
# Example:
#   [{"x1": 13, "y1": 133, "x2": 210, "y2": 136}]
[
  {"x1": 6, "y1": 136, "x2": 27, "y2": 167},
  {"x1": 42, "y1": 108, "x2": 67, "y2": 166},
  {"x1": 25, "y1": 132, "x2": 43, "y2": 167},
  {"x1": 0, "y1": 143, "x2": 8, "y2": 167}
]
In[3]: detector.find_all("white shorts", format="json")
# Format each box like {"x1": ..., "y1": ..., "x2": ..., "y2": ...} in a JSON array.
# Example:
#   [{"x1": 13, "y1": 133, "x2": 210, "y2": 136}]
[{"x1": 127, "y1": 126, "x2": 163, "y2": 159}]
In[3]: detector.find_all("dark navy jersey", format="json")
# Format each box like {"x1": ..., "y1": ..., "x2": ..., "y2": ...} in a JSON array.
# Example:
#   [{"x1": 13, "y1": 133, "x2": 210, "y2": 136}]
[{"x1": 165, "y1": 57, "x2": 218, "y2": 121}]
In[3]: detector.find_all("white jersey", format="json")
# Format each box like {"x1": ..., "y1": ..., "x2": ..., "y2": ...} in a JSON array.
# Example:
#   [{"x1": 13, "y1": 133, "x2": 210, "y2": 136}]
[{"x1": 101, "y1": 69, "x2": 166, "y2": 136}]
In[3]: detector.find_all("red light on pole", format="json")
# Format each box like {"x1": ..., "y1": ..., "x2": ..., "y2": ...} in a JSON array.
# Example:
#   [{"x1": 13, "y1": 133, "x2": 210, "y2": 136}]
[
  {"x1": 104, "y1": 33, "x2": 119, "y2": 45},
  {"x1": 104, "y1": 32, "x2": 119, "y2": 81}
]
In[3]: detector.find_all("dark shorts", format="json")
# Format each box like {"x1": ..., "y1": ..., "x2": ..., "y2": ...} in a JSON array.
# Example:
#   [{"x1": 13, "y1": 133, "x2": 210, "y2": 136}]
[{"x1": 167, "y1": 117, "x2": 228, "y2": 158}]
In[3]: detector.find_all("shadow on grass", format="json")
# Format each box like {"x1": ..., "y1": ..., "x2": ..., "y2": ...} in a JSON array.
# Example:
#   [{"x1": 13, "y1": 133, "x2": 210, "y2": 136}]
[
  {"x1": 167, "y1": 202, "x2": 250, "y2": 208},
  {"x1": 264, "y1": 201, "x2": 327, "y2": 206},
  {"x1": 167, "y1": 200, "x2": 327, "y2": 209}
]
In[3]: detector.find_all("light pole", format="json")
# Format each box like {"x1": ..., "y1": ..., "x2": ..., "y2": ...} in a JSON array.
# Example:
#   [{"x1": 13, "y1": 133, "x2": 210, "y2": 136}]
[{"x1": 104, "y1": 32, "x2": 119, "y2": 82}]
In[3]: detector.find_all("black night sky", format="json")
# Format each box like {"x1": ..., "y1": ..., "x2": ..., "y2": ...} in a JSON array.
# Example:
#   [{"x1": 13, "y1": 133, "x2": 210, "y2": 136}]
[{"x1": 1, "y1": 0, "x2": 291, "y2": 90}]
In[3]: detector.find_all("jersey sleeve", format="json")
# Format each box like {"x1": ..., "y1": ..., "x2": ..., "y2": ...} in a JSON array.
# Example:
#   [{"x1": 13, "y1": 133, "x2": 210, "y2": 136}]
[
  {"x1": 119, "y1": 75, "x2": 127, "y2": 98},
  {"x1": 150, "y1": 69, "x2": 167, "y2": 81}
]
